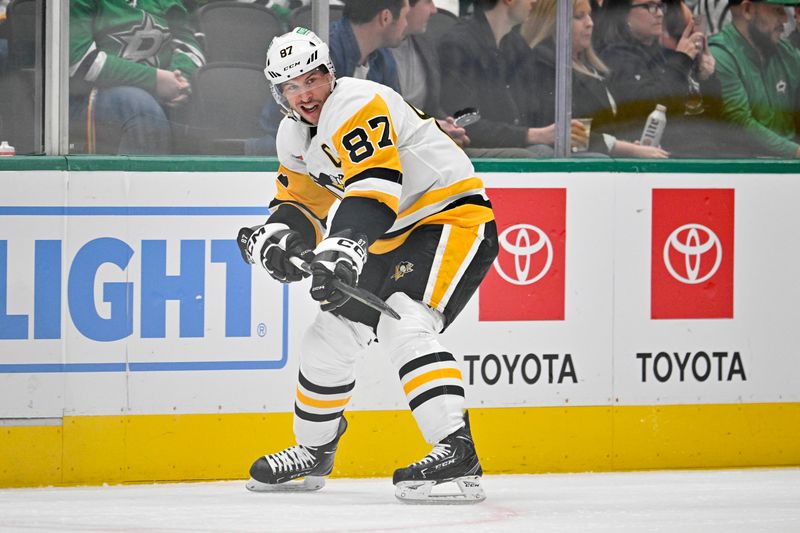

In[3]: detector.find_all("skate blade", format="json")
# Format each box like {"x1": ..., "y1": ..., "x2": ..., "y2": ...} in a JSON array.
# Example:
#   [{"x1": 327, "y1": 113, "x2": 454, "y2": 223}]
[
  {"x1": 246, "y1": 475, "x2": 326, "y2": 492},
  {"x1": 395, "y1": 476, "x2": 485, "y2": 504}
]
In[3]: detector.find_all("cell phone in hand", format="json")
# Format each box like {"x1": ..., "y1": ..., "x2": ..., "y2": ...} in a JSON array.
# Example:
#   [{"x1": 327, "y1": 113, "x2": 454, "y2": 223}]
[
  {"x1": 693, "y1": 14, "x2": 707, "y2": 52},
  {"x1": 693, "y1": 13, "x2": 707, "y2": 36},
  {"x1": 453, "y1": 107, "x2": 481, "y2": 128}
]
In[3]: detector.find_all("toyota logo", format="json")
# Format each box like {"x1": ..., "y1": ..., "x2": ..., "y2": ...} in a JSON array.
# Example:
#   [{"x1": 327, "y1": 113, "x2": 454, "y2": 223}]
[
  {"x1": 493, "y1": 224, "x2": 553, "y2": 286},
  {"x1": 663, "y1": 223, "x2": 722, "y2": 284}
]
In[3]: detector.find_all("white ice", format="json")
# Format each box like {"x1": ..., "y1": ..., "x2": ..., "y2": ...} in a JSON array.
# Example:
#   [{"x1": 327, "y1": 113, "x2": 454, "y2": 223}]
[{"x1": 0, "y1": 469, "x2": 798, "y2": 533}]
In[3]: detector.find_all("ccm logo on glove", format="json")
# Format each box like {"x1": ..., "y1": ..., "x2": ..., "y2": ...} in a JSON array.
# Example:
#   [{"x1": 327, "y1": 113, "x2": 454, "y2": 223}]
[{"x1": 309, "y1": 232, "x2": 369, "y2": 312}]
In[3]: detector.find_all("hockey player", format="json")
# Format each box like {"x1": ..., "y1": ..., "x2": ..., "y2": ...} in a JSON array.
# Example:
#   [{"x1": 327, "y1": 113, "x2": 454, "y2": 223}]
[{"x1": 237, "y1": 27, "x2": 497, "y2": 504}]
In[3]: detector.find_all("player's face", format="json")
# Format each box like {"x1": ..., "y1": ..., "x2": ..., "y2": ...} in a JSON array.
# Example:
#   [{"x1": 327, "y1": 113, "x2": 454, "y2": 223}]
[{"x1": 281, "y1": 69, "x2": 333, "y2": 125}]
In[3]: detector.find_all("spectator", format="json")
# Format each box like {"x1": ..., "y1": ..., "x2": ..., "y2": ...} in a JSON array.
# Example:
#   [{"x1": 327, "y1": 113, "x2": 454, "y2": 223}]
[
  {"x1": 391, "y1": 0, "x2": 470, "y2": 146},
  {"x1": 594, "y1": 0, "x2": 711, "y2": 150},
  {"x1": 709, "y1": 0, "x2": 800, "y2": 158},
  {"x1": 590, "y1": 0, "x2": 611, "y2": 49},
  {"x1": 69, "y1": 0, "x2": 205, "y2": 154},
  {"x1": 328, "y1": 0, "x2": 408, "y2": 89},
  {"x1": 656, "y1": 0, "x2": 755, "y2": 156},
  {"x1": 439, "y1": 0, "x2": 563, "y2": 157},
  {"x1": 392, "y1": 0, "x2": 443, "y2": 114},
  {"x1": 512, "y1": 0, "x2": 668, "y2": 157}
]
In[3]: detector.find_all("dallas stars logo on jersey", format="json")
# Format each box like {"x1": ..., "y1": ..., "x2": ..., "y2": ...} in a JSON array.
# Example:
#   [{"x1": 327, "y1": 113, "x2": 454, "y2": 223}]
[
  {"x1": 108, "y1": 12, "x2": 171, "y2": 67},
  {"x1": 69, "y1": 0, "x2": 205, "y2": 90}
]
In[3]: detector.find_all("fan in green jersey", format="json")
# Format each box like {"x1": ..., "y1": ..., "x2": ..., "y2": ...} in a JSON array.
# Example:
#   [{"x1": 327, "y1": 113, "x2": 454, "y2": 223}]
[{"x1": 69, "y1": 0, "x2": 205, "y2": 154}]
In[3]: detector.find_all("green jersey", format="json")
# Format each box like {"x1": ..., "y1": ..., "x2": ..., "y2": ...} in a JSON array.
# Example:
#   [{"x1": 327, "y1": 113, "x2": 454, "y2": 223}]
[
  {"x1": 70, "y1": 0, "x2": 205, "y2": 94},
  {"x1": 709, "y1": 24, "x2": 800, "y2": 158}
]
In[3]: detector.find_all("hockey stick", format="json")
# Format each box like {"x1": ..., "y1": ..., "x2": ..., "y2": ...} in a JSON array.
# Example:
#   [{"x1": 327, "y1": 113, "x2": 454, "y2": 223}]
[{"x1": 287, "y1": 256, "x2": 401, "y2": 321}]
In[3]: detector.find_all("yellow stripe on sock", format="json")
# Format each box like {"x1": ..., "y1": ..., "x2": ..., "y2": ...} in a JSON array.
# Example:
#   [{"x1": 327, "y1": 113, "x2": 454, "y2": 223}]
[
  {"x1": 402, "y1": 367, "x2": 463, "y2": 395},
  {"x1": 296, "y1": 386, "x2": 352, "y2": 409}
]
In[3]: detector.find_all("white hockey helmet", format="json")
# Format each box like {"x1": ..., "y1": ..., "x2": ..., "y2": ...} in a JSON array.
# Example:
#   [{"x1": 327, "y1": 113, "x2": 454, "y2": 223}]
[{"x1": 264, "y1": 27, "x2": 336, "y2": 123}]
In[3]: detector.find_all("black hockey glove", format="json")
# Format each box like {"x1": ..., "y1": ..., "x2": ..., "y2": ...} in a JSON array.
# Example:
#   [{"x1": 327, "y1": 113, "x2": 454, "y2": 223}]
[
  {"x1": 237, "y1": 223, "x2": 313, "y2": 283},
  {"x1": 309, "y1": 231, "x2": 368, "y2": 312}
]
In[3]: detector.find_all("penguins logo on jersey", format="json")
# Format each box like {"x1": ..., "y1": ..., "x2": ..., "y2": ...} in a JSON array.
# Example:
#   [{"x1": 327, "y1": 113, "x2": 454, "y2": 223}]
[
  {"x1": 314, "y1": 172, "x2": 344, "y2": 194},
  {"x1": 392, "y1": 261, "x2": 414, "y2": 281}
]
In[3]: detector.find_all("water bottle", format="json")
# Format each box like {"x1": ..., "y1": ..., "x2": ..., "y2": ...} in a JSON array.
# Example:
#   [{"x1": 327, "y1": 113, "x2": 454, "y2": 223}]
[
  {"x1": 0, "y1": 141, "x2": 16, "y2": 156},
  {"x1": 640, "y1": 104, "x2": 667, "y2": 147}
]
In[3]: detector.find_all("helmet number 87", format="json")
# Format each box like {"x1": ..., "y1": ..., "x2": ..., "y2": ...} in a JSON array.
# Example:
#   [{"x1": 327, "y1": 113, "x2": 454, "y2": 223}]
[
  {"x1": 280, "y1": 46, "x2": 293, "y2": 57},
  {"x1": 341, "y1": 116, "x2": 393, "y2": 164}
]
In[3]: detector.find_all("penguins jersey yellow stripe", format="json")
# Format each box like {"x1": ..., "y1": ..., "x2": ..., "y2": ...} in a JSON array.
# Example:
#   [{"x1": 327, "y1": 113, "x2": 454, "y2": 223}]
[
  {"x1": 426, "y1": 224, "x2": 484, "y2": 310},
  {"x1": 369, "y1": 204, "x2": 494, "y2": 254},
  {"x1": 274, "y1": 165, "x2": 337, "y2": 219},
  {"x1": 273, "y1": 164, "x2": 338, "y2": 244},
  {"x1": 397, "y1": 178, "x2": 484, "y2": 219}
]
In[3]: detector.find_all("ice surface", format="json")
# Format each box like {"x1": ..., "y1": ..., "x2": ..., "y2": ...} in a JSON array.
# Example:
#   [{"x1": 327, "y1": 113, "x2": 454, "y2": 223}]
[{"x1": 0, "y1": 469, "x2": 798, "y2": 533}]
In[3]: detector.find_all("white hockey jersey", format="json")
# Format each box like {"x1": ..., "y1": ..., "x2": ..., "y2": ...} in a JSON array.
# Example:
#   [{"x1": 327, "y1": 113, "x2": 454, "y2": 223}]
[{"x1": 272, "y1": 77, "x2": 493, "y2": 254}]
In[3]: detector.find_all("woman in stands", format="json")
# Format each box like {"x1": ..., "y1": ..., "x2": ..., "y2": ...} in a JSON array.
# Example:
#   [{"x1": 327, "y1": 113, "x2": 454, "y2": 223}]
[
  {"x1": 590, "y1": 0, "x2": 725, "y2": 155},
  {"x1": 508, "y1": 0, "x2": 668, "y2": 157}
]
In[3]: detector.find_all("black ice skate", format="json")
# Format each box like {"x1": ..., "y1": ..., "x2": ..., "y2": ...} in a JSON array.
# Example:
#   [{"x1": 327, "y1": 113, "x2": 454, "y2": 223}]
[
  {"x1": 393, "y1": 411, "x2": 485, "y2": 504},
  {"x1": 246, "y1": 416, "x2": 347, "y2": 492}
]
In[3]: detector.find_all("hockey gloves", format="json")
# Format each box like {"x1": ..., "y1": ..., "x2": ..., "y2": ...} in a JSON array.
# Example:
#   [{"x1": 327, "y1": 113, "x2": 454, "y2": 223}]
[
  {"x1": 237, "y1": 223, "x2": 313, "y2": 283},
  {"x1": 309, "y1": 231, "x2": 368, "y2": 312}
]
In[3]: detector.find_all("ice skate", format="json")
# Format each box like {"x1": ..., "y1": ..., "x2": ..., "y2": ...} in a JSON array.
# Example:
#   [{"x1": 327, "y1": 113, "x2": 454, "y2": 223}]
[
  {"x1": 393, "y1": 411, "x2": 486, "y2": 504},
  {"x1": 246, "y1": 416, "x2": 347, "y2": 492}
]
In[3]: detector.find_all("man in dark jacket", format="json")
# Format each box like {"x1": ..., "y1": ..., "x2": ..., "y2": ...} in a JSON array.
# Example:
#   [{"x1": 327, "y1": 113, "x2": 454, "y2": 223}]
[
  {"x1": 391, "y1": 0, "x2": 469, "y2": 146},
  {"x1": 327, "y1": 0, "x2": 407, "y2": 90},
  {"x1": 438, "y1": 0, "x2": 552, "y2": 157},
  {"x1": 392, "y1": 0, "x2": 444, "y2": 115}
]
